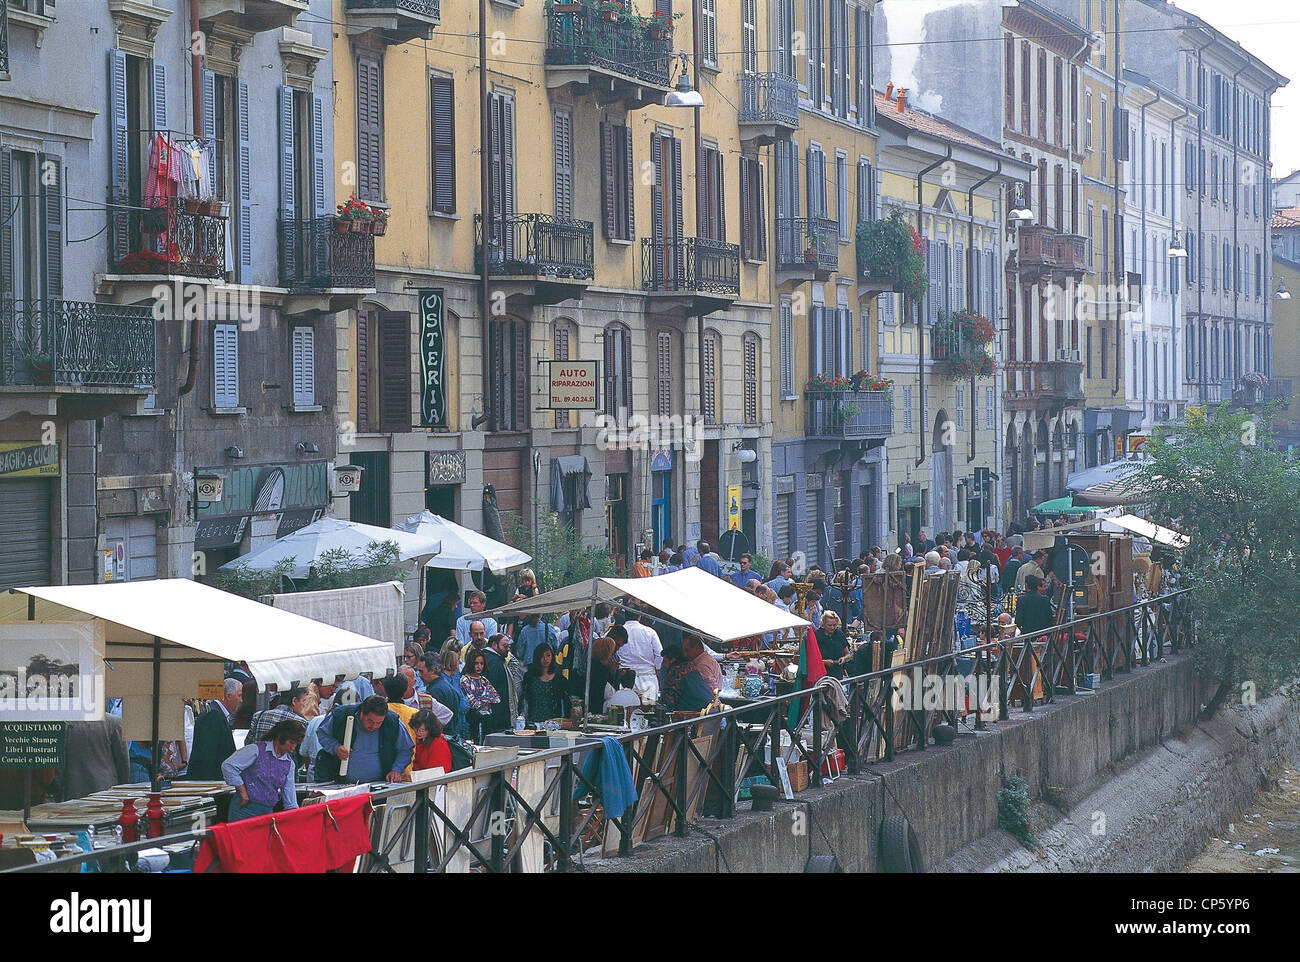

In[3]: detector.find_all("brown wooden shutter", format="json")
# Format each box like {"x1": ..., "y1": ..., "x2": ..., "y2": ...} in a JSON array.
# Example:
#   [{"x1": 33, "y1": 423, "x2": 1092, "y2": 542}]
[
  {"x1": 512, "y1": 320, "x2": 529, "y2": 430},
  {"x1": 377, "y1": 310, "x2": 411, "y2": 432},
  {"x1": 554, "y1": 109, "x2": 573, "y2": 219},
  {"x1": 603, "y1": 327, "x2": 617, "y2": 417},
  {"x1": 554, "y1": 324, "x2": 570, "y2": 428},
  {"x1": 697, "y1": 145, "x2": 709, "y2": 240},
  {"x1": 357, "y1": 56, "x2": 384, "y2": 202},
  {"x1": 623, "y1": 125, "x2": 635, "y2": 239},
  {"x1": 656, "y1": 330, "x2": 672, "y2": 416},
  {"x1": 715, "y1": 150, "x2": 726, "y2": 244},
  {"x1": 756, "y1": 161, "x2": 767, "y2": 260},
  {"x1": 602, "y1": 121, "x2": 617, "y2": 238},
  {"x1": 671, "y1": 136, "x2": 684, "y2": 243},
  {"x1": 739, "y1": 159, "x2": 751, "y2": 259},
  {"x1": 357, "y1": 309, "x2": 372, "y2": 432},
  {"x1": 650, "y1": 133, "x2": 664, "y2": 245},
  {"x1": 431, "y1": 77, "x2": 455, "y2": 214}
]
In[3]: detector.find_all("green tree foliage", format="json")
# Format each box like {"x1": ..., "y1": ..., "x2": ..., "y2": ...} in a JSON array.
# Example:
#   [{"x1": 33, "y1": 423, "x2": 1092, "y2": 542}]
[
  {"x1": 216, "y1": 541, "x2": 405, "y2": 600},
  {"x1": 499, "y1": 511, "x2": 617, "y2": 592},
  {"x1": 1140, "y1": 405, "x2": 1300, "y2": 716}
]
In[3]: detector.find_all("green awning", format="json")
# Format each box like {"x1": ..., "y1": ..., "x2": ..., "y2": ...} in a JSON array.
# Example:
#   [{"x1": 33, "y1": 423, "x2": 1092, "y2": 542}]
[{"x1": 1031, "y1": 496, "x2": 1092, "y2": 515}]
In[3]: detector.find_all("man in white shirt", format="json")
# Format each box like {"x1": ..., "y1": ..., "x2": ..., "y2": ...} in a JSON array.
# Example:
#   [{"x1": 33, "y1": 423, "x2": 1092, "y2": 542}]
[
  {"x1": 455, "y1": 590, "x2": 499, "y2": 646},
  {"x1": 619, "y1": 609, "x2": 664, "y2": 701}
]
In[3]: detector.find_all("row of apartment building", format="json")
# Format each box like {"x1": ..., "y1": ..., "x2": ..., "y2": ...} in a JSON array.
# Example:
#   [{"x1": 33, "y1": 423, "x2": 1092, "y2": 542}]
[{"x1": 0, "y1": 0, "x2": 1286, "y2": 628}]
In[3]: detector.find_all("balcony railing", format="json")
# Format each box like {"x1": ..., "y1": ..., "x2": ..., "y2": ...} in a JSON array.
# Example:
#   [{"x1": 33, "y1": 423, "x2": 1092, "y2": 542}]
[
  {"x1": 739, "y1": 72, "x2": 799, "y2": 128},
  {"x1": 641, "y1": 237, "x2": 741, "y2": 296},
  {"x1": 1004, "y1": 360, "x2": 1085, "y2": 407},
  {"x1": 1017, "y1": 226, "x2": 1089, "y2": 275},
  {"x1": 474, "y1": 213, "x2": 595, "y2": 279},
  {"x1": 545, "y1": 3, "x2": 674, "y2": 88},
  {"x1": 1, "y1": 298, "x2": 155, "y2": 389},
  {"x1": 278, "y1": 216, "x2": 376, "y2": 290},
  {"x1": 805, "y1": 389, "x2": 893, "y2": 440},
  {"x1": 1, "y1": 0, "x2": 9, "y2": 81},
  {"x1": 775, "y1": 216, "x2": 838, "y2": 274},
  {"x1": 1056, "y1": 233, "x2": 1089, "y2": 272},
  {"x1": 109, "y1": 195, "x2": 227, "y2": 279},
  {"x1": 345, "y1": 0, "x2": 439, "y2": 16}
]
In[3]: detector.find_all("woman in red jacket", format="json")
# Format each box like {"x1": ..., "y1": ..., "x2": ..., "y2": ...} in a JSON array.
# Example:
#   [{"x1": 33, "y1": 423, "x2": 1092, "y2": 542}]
[{"x1": 410, "y1": 710, "x2": 453, "y2": 774}]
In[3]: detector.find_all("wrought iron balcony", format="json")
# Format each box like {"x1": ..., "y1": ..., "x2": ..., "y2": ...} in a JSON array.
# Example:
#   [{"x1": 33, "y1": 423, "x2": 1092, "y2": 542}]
[
  {"x1": 0, "y1": 0, "x2": 9, "y2": 81},
  {"x1": 109, "y1": 195, "x2": 228, "y2": 280},
  {"x1": 805, "y1": 389, "x2": 893, "y2": 441},
  {"x1": 1, "y1": 298, "x2": 155, "y2": 389},
  {"x1": 1233, "y1": 375, "x2": 1292, "y2": 408},
  {"x1": 474, "y1": 213, "x2": 594, "y2": 280},
  {"x1": 196, "y1": 0, "x2": 306, "y2": 34},
  {"x1": 739, "y1": 72, "x2": 799, "y2": 145},
  {"x1": 641, "y1": 236, "x2": 741, "y2": 297},
  {"x1": 545, "y1": 2, "x2": 675, "y2": 108},
  {"x1": 279, "y1": 216, "x2": 376, "y2": 290},
  {"x1": 1003, "y1": 360, "x2": 1085, "y2": 410},
  {"x1": 343, "y1": 0, "x2": 440, "y2": 44},
  {"x1": 775, "y1": 216, "x2": 838, "y2": 277}
]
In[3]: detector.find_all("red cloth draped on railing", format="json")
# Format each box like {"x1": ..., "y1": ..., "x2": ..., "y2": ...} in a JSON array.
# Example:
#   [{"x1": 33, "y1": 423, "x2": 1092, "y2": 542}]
[{"x1": 193, "y1": 793, "x2": 373, "y2": 873}]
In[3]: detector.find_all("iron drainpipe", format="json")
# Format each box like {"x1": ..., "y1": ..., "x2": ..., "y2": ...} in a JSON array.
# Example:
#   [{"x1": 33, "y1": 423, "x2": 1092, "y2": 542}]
[
  {"x1": 1110, "y1": 0, "x2": 1122, "y2": 401},
  {"x1": 1193, "y1": 32, "x2": 1215, "y2": 403},
  {"x1": 177, "y1": 0, "x2": 204, "y2": 397},
  {"x1": 1168, "y1": 101, "x2": 1193, "y2": 405},
  {"x1": 1135, "y1": 89, "x2": 1162, "y2": 413},
  {"x1": 966, "y1": 160, "x2": 1001, "y2": 464},
  {"x1": 1229, "y1": 63, "x2": 1245, "y2": 391},
  {"x1": 473, "y1": 0, "x2": 491, "y2": 431},
  {"x1": 916, "y1": 147, "x2": 952, "y2": 469}
]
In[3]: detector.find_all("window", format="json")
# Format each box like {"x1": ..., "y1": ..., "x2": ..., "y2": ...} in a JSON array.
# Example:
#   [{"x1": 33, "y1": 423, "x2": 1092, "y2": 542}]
[
  {"x1": 829, "y1": 0, "x2": 849, "y2": 119},
  {"x1": 655, "y1": 329, "x2": 674, "y2": 417},
  {"x1": 487, "y1": 90, "x2": 516, "y2": 252},
  {"x1": 859, "y1": 305, "x2": 870, "y2": 370},
  {"x1": 775, "y1": 0, "x2": 796, "y2": 78},
  {"x1": 743, "y1": 333, "x2": 759, "y2": 424},
  {"x1": 779, "y1": 297, "x2": 795, "y2": 397},
  {"x1": 984, "y1": 386, "x2": 994, "y2": 430},
  {"x1": 213, "y1": 324, "x2": 240, "y2": 409},
  {"x1": 855, "y1": 5, "x2": 872, "y2": 127},
  {"x1": 739, "y1": 155, "x2": 766, "y2": 261},
  {"x1": 742, "y1": 0, "x2": 757, "y2": 74},
  {"x1": 701, "y1": 0, "x2": 717, "y2": 66},
  {"x1": 356, "y1": 54, "x2": 384, "y2": 202},
  {"x1": 1185, "y1": 141, "x2": 1196, "y2": 193},
  {"x1": 1100, "y1": 326, "x2": 1108, "y2": 380},
  {"x1": 903, "y1": 385, "x2": 913, "y2": 433},
  {"x1": 703, "y1": 329, "x2": 720, "y2": 425},
  {"x1": 1100, "y1": 96, "x2": 1107, "y2": 170},
  {"x1": 1005, "y1": 35, "x2": 1016, "y2": 129},
  {"x1": 1037, "y1": 50, "x2": 1048, "y2": 141},
  {"x1": 489, "y1": 317, "x2": 527, "y2": 432},
  {"x1": 836, "y1": 152, "x2": 849, "y2": 242},
  {"x1": 1020, "y1": 42, "x2": 1031, "y2": 132},
  {"x1": 807, "y1": 0, "x2": 826, "y2": 105},
  {"x1": 429, "y1": 76, "x2": 455, "y2": 214},
  {"x1": 807, "y1": 145, "x2": 828, "y2": 218},
  {"x1": 603, "y1": 324, "x2": 632, "y2": 420},
  {"x1": 553, "y1": 109, "x2": 573, "y2": 219},
  {"x1": 699, "y1": 143, "x2": 726, "y2": 242},
  {"x1": 1086, "y1": 202, "x2": 1095, "y2": 267},
  {"x1": 1085, "y1": 90, "x2": 1093, "y2": 149},
  {"x1": 291, "y1": 326, "x2": 315, "y2": 407},
  {"x1": 1053, "y1": 57, "x2": 1064, "y2": 146},
  {"x1": 601, "y1": 121, "x2": 635, "y2": 241},
  {"x1": 553, "y1": 322, "x2": 572, "y2": 428},
  {"x1": 956, "y1": 387, "x2": 964, "y2": 429},
  {"x1": 0, "y1": 146, "x2": 62, "y2": 303}
]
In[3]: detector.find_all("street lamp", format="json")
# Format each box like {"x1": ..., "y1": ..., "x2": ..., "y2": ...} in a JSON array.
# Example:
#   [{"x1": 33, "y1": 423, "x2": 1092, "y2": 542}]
[
  {"x1": 665, "y1": 54, "x2": 704, "y2": 108},
  {"x1": 1009, "y1": 207, "x2": 1035, "y2": 223},
  {"x1": 1167, "y1": 243, "x2": 1188, "y2": 259},
  {"x1": 1276, "y1": 280, "x2": 1292, "y2": 300}
]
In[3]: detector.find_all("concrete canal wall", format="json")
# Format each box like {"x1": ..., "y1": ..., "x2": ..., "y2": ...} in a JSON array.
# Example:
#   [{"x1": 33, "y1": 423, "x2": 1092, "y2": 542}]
[{"x1": 586, "y1": 655, "x2": 1300, "y2": 873}]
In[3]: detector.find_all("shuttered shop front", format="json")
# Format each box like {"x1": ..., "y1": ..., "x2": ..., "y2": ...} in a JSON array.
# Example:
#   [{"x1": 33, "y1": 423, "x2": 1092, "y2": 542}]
[
  {"x1": 0, "y1": 479, "x2": 54, "y2": 590},
  {"x1": 774, "y1": 492, "x2": 792, "y2": 562},
  {"x1": 483, "y1": 448, "x2": 526, "y2": 517}
]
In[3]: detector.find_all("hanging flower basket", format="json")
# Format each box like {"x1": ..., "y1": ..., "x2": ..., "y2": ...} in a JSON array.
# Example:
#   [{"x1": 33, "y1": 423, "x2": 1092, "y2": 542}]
[
  {"x1": 856, "y1": 212, "x2": 929, "y2": 302},
  {"x1": 335, "y1": 217, "x2": 354, "y2": 233}
]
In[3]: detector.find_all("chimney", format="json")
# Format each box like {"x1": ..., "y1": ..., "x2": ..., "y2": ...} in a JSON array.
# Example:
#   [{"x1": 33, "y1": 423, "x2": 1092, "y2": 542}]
[
  {"x1": 896, "y1": 89, "x2": 907, "y2": 112},
  {"x1": 885, "y1": 82, "x2": 894, "y2": 102}
]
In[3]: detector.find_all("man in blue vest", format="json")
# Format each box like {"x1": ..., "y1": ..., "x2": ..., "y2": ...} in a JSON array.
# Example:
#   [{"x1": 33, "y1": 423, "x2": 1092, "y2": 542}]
[{"x1": 315, "y1": 694, "x2": 413, "y2": 783}]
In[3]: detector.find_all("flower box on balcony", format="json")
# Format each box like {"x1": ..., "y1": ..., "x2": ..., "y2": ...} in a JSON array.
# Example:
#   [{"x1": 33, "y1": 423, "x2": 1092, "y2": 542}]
[
  {"x1": 199, "y1": 199, "x2": 222, "y2": 217},
  {"x1": 182, "y1": 198, "x2": 201, "y2": 215}
]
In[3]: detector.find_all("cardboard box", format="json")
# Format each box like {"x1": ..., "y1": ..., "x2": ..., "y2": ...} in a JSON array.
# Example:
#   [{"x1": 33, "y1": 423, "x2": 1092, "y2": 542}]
[{"x1": 787, "y1": 759, "x2": 810, "y2": 793}]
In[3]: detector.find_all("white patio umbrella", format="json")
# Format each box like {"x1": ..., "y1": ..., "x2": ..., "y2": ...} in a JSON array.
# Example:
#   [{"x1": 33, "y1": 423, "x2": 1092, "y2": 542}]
[
  {"x1": 218, "y1": 517, "x2": 441, "y2": 578},
  {"x1": 392, "y1": 511, "x2": 530, "y2": 615},
  {"x1": 392, "y1": 510, "x2": 531, "y2": 573}
]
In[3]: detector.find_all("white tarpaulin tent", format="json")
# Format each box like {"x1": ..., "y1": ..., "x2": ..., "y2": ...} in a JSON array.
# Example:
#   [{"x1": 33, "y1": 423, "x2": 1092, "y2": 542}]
[
  {"x1": 1099, "y1": 513, "x2": 1190, "y2": 549},
  {"x1": 1, "y1": 579, "x2": 396, "y2": 779},
  {"x1": 489, "y1": 566, "x2": 808, "y2": 644},
  {"x1": 1, "y1": 579, "x2": 395, "y2": 690},
  {"x1": 217, "y1": 517, "x2": 441, "y2": 578},
  {"x1": 393, "y1": 511, "x2": 531, "y2": 573}
]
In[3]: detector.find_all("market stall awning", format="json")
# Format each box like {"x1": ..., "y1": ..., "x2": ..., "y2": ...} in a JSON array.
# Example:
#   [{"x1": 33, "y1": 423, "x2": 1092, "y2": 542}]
[
  {"x1": 1, "y1": 579, "x2": 395, "y2": 690},
  {"x1": 217, "y1": 517, "x2": 441, "y2": 578},
  {"x1": 489, "y1": 567, "x2": 808, "y2": 644},
  {"x1": 1100, "y1": 514, "x2": 1190, "y2": 549},
  {"x1": 391, "y1": 511, "x2": 531, "y2": 574},
  {"x1": 1066, "y1": 458, "x2": 1144, "y2": 494},
  {"x1": 1030, "y1": 495, "x2": 1093, "y2": 516}
]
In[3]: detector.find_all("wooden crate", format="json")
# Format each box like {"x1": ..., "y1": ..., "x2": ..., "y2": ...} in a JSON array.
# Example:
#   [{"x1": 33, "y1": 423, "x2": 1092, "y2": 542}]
[{"x1": 786, "y1": 759, "x2": 810, "y2": 793}]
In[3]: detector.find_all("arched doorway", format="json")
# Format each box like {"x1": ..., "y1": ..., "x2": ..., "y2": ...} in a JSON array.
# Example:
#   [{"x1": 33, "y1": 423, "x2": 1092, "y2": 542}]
[
  {"x1": 1051, "y1": 420, "x2": 1066, "y2": 495},
  {"x1": 1035, "y1": 419, "x2": 1050, "y2": 507},
  {"x1": 930, "y1": 412, "x2": 953, "y2": 535},
  {"x1": 1019, "y1": 422, "x2": 1035, "y2": 521}
]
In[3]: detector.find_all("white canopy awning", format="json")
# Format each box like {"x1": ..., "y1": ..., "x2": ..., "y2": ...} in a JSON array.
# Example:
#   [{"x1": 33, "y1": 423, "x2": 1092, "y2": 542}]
[
  {"x1": 1, "y1": 579, "x2": 395, "y2": 690},
  {"x1": 391, "y1": 511, "x2": 531, "y2": 573},
  {"x1": 489, "y1": 567, "x2": 808, "y2": 644},
  {"x1": 1100, "y1": 514, "x2": 1190, "y2": 549}
]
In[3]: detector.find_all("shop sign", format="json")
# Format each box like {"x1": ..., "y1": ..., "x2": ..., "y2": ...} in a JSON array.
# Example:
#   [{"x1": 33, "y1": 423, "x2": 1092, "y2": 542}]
[
  {"x1": 898, "y1": 483, "x2": 922, "y2": 509},
  {"x1": 195, "y1": 462, "x2": 329, "y2": 520},
  {"x1": 426, "y1": 451, "x2": 466, "y2": 485},
  {"x1": 0, "y1": 722, "x2": 67, "y2": 768},
  {"x1": 727, "y1": 485, "x2": 741, "y2": 531},
  {"x1": 418, "y1": 289, "x2": 447, "y2": 427},
  {"x1": 0, "y1": 441, "x2": 60, "y2": 478},
  {"x1": 542, "y1": 359, "x2": 599, "y2": 410}
]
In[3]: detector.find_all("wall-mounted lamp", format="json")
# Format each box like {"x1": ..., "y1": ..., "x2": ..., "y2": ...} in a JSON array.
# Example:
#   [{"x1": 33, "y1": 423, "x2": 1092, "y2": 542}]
[
  {"x1": 736, "y1": 449, "x2": 757, "y2": 464},
  {"x1": 665, "y1": 54, "x2": 704, "y2": 108},
  {"x1": 296, "y1": 441, "x2": 320, "y2": 456},
  {"x1": 195, "y1": 472, "x2": 223, "y2": 503},
  {"x1": 1009, "y1": 207, "x2": 1035, "y2": 223},
  {"x1": 334, "y1": 463, "x2": 364, "y2": 494},
  {"x1": 1276, "y1": 280, "x2": 1292, "y2": 300},
  {"x1": 224, "y1": 445, "x2": 244, "y2": 460}
]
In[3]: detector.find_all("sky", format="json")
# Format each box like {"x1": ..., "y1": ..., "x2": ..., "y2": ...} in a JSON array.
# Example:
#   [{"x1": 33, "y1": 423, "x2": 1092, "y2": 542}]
[{"x1": 1169, "y1": 1, "x2": 1299, "y2": 179}]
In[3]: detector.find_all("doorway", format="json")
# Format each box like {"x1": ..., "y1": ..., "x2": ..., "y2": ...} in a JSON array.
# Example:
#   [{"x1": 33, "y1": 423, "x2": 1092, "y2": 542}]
[{"x1": 425, "y1": 484, "x2": 457, "y2": 521}]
